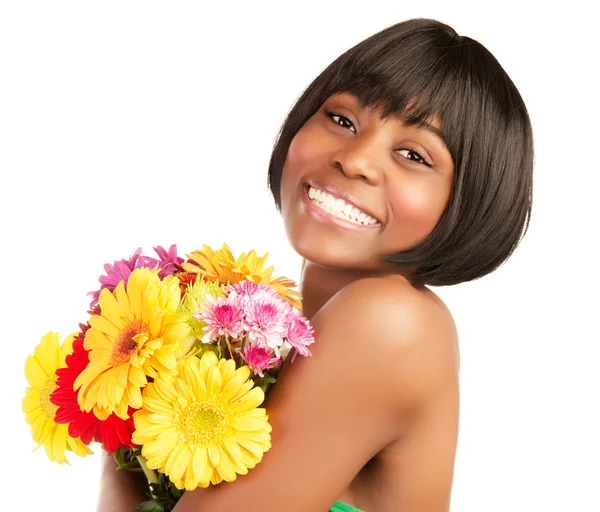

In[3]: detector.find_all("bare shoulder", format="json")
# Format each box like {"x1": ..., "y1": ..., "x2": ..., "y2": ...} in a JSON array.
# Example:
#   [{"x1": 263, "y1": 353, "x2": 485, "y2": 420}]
[
  {"x1": 328, "y1": 277, "x2": 461, "y2": 511},
  {"x1": 333, "y1": 273, "x2": 456, "y2": 329},
  {"x1": 322, "y1": 275, "x2": 459, "y2": 366},
  {"x1": 316, "y1": 275, "x2": 460, "y2": 415}
]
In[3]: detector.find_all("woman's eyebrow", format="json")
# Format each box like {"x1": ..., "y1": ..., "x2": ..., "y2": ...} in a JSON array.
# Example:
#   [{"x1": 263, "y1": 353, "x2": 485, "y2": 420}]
[
  {"x1": 379, "y1": 108, "x2": 450, "y2": 152},
  {"x1": 415, "y1": 121, "x2": 449, "y2": 152}
]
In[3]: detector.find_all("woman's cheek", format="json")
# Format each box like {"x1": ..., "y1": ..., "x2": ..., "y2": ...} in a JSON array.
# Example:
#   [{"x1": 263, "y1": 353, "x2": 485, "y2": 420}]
[
  {"x1": 286, "y1": 124, "x2": 326, "y2": 172},
  {"x1": 282, "y1": 131, "x2": 308, "y2": 193},
  {"x1": 387, "y1": 181, "x2": 445, "y2": 247},
  {"x1": 282, "y1": 125, "x2": 329, "y2": 203}
]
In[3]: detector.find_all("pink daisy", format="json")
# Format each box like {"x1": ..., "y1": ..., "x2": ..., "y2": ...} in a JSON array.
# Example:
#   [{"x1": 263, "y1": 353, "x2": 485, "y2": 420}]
[
  {"x1": 195, "y1": 294, "x2": 245, "y2": 343},
  {"x1": 239, "y1": 344, "x2": 282, "y2": 378}
]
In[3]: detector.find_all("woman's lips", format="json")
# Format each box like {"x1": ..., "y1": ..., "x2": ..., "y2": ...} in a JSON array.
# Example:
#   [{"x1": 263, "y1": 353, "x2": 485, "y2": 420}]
[
  {"x1": 304, "y1": 179, "x2": 382, "y2": 224},
  {"x1": 301, "y1": 185, "x2": 381, "y2": 232}
]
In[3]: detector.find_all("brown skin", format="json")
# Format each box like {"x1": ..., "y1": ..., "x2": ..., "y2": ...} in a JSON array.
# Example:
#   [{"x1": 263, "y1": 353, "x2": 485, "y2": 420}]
[
  {"x1": 97, "y1": 91, "x2": 460, "y2": 511},
  {"x1": 96, "y1": 452, "x2": 152, "y2": 512}
]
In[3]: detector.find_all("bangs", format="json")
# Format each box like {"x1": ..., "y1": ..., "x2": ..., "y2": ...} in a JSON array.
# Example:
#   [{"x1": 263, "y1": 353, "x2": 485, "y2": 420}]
[{"x1": 323, "y1": 27, "x2": 499, "y2": 167}]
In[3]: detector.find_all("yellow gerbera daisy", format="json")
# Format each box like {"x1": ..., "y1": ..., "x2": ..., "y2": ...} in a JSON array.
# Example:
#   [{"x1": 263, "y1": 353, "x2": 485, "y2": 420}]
[
  {"x1": 182, "y1": 243, "x2": 303, "y2": 309},
  {"x1": 22, "y1": 332, "x2": 93, "y2": 464},
  {"x1": 132, "y1": 351, "x2": 272, "y2": 490},
  {"x1": 74, "y1": 267, "x2": 190, "y2": 420}
]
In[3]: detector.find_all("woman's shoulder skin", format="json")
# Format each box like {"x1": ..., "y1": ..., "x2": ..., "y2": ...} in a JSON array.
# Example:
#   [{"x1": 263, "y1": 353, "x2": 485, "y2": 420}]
[
  {"x1": 335, "y1": 275, "x2": 460, "y2": 511},
  {"x1": 173, "y1": 274, "x2": 460, "y2": 512}
]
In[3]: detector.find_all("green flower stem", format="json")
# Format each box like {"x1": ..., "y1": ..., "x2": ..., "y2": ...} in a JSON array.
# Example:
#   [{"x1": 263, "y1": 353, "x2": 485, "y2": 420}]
[
  {"x1": 136, "y1": 454, "x2": 160, "y2": 485},
  {"x1": 223, "y1": 335, "x2": 234, "y2": 359}
]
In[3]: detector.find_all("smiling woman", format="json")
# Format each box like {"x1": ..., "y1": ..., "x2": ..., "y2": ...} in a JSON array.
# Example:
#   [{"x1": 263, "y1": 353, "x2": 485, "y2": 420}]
[
  {"x1": 269, "y1": 19, "x2": 533, "y2": 288},
  {"x1": 95, "y1": 16, "x2": 533, "y2": 512}
]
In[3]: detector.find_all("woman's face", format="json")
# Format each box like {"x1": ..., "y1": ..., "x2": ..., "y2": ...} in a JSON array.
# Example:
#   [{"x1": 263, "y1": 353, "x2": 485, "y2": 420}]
[{"x1": 280, "y1": 92, "x2": 455, "y2": 272}]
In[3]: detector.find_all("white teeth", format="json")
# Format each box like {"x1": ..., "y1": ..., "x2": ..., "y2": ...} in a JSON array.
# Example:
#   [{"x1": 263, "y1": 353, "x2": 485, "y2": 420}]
[
  {"x1": 306, "y1": 186, "x2": 380, "y2": 226},
  {"x1": 324, "y1": 195, "x2": 336, "y2": 208}
]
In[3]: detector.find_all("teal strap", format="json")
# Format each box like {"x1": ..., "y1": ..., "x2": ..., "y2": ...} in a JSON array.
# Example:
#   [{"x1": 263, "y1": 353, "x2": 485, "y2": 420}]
[{"x1": 330, "y1": 500, "x2": 364, "y2": 512}]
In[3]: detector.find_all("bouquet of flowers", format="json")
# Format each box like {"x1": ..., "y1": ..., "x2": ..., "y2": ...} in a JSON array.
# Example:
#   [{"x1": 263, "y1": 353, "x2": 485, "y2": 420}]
[{"x1": 22, "y1": 244, "x2": 314, "y2": 511}]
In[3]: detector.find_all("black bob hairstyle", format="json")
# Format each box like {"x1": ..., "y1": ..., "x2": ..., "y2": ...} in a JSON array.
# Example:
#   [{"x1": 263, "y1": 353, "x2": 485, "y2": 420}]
[{"x1": 267, "y1": 18, "x2": 534, "y2": 287}]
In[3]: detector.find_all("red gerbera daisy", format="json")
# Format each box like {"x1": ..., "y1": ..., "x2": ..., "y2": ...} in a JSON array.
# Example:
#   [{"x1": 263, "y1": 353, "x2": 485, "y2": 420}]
[{"x1": 49, "y1": 334, "x2": 137, "y2": 453}]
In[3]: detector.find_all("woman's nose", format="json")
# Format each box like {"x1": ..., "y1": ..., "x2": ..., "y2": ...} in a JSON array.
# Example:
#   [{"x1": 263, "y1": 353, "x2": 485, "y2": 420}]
[{"x1": 330, "y1": 135, "x2": 384, "y2": 185}]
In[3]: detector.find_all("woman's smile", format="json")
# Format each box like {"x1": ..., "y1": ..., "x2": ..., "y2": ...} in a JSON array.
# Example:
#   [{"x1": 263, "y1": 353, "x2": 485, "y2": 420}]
[{"x1": 301, "y1": 183, "x2": 383, "y2": 231}]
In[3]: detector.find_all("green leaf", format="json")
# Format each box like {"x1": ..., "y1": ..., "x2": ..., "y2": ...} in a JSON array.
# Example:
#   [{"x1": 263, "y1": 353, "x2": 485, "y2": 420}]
[
  {"x1": 253, "y1": 375, "x2": 277, "y2": 387},
  {"x1": 253, "y1": 374, "x2": 277, "y2": 394},
  {"x1": 111, "y1": 447, "x2": 143, "y2": 471},
  {"x1": 134, "y1": 499, "x2": 166, "y2": 512}
]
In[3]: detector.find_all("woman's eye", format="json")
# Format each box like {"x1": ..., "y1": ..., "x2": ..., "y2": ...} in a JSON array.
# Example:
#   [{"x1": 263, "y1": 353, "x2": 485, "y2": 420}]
[
  {"x1": 325, "y1": 109, "x2": 433, "y2": 168},
  {"x1": 325, "y1": 110, "x2": 356, "y2": 133},
  {"x1": 397, "y1": 148, "x2": 432, "y2": 168}
]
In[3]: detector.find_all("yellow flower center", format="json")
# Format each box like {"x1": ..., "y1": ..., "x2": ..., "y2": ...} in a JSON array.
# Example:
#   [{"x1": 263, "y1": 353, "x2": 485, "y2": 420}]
[
  {"x1": 111, "y1": 319, "x2": 149, "y2": 366},
  {"x1": 39, "y1": 377, "x2": 58, "y2": 419},
  {"x1": 176, "y1": 400, "x2": 233, "y2": 447}
]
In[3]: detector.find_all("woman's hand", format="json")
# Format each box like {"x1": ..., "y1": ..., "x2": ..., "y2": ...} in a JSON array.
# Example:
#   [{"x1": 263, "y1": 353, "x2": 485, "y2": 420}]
[{"x1": 95, "y1": 451, "x2": 150, "y2": 512}]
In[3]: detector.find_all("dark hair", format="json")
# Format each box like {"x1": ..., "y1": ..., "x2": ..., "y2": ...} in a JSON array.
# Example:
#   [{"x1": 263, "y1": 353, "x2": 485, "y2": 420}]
[{"x1": 267, "y1": 18, "x2": 534, "y2": 287}]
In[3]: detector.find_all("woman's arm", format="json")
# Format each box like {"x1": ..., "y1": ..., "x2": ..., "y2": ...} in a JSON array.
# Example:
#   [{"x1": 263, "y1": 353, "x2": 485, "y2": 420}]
[
  {"x1": 95, "y1": 451, "x2": 150, "y2": 512},
  {"x1": 171, "y1": 275, "x2": 458, "y2": 511}
]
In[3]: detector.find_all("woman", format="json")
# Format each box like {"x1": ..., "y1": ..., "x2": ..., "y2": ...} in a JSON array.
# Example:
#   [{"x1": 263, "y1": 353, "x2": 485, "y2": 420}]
[{"x1": 98, "y1": 17, "x2": 533, "y2": 511}]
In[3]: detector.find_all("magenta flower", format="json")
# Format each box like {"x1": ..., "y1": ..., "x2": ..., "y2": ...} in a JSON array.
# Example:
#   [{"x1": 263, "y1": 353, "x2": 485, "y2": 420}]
[
  {"x1": 239, "y1": 344, "x2": 282, "y2": 378},
  {"x1": 284, "y1": 307, "x2": 315, "y2": 361},
  {"x1": 87, "y1": 245, "x2": 182, "y2": 309},
  {"x1": 195, "y1": 294, "x2": 245, "y2": 343},
  {"x1": 152, "y1": 244, "x2": 184, "y2": 271},
  {"x1": 242, "y1": 290, "x2": 288, "y2": 356}
]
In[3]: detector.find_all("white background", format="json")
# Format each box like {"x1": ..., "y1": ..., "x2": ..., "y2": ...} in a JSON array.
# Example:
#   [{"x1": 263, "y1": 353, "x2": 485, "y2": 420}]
[{"x1": 1, "y1": 1, "x2": 598, "y2": 511}]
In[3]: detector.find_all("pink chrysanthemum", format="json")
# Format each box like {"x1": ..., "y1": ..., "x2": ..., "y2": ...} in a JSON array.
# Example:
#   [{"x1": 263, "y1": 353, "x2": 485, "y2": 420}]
[
  {"x1": 284, "y1": 306, "x2": 315, "y2": 361},
  {"x1": 239, "y1": 344, "x2": 281, "y2": 378},
  {"x1": 243, "y1": 290, "x2": 288, "y2": 356},
  {"x1": 226, "y1": 281, "x2": 279, "y2": 299},
  {"x1": 88, "y1": 245, "x2": 182, "y2": 309},
  {"x1": 195, "y1": 294, "x2": 245, "y2": 343}
]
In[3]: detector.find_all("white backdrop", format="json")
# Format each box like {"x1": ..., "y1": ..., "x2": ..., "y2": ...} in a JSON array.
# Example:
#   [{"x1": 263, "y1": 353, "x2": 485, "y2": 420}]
[{"x1": 1, "y1": 2, "x2": 598, "y2": 511}]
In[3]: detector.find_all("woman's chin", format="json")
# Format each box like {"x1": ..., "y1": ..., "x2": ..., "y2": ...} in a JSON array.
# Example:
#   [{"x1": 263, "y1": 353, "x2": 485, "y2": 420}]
[{"x1": 286, "y1": 234, "x2": 376, "y2": 272}]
